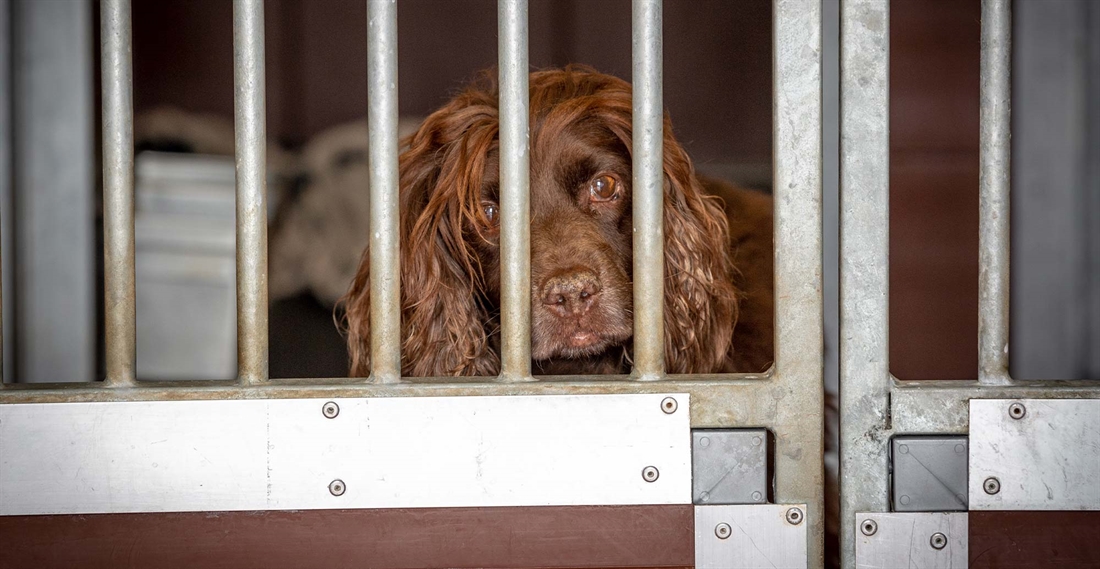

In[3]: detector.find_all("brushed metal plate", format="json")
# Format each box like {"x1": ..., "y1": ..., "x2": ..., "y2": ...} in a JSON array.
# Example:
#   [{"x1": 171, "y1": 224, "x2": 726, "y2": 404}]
[
  {"x1": 855, "y1": 512, "x2": 968, "y2": 568},
  {"x1": 969, "y1": 399, "x2": 1100, "y2": 510},
  {"x1": 694, "y1": 504, "x2": 808, "y2": 569},
  {"x1": 0, "y1": 394, "x2": 690, "y2": 515}
]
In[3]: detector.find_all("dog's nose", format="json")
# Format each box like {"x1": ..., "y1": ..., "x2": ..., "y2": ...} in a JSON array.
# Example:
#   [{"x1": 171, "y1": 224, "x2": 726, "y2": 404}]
[{"x1": 541, "y1": 269, "x2": 602, "y2": 317}]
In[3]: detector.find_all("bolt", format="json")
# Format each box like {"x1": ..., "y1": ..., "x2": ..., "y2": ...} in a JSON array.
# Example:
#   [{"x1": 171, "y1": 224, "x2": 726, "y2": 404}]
[
  {"x1": 642, "y1": 466, "x2": 660, "y2": 483},
  {"x1": 785, "y1": 507, "x2": 804, "y2": 525},
  {"x1": 900, "y1": 495, "x2": 911, "y2": 506},
  {"x1": 930, "y1": 532, "x2": 947, "y2": 550},
  {"x1": 1008, "y1": 402, "x2": 1026, "y2": 420},
  {"x1": 715, "y1": 522, "x2": 732, "y2": 539},
  {"x1": 699, "y1": 436, "x2": 711, "y2": 448},
  {"x1": 983, "y1": 477, "x2": 1001, "y2": 495},
  {"x1": 322, "y1": 401, "x2": 340, "y2": 419},
  {"x1": 752, "y1": 436, "x2": 763, "y2": 447},
  {"x1": 751, "y1": 491, "x2": 763, "y2": 502},
  {"x1": 661, "y1": 397, "x2": 678, "y2": 414},
  {"x1": 699, "y1": 491, "x2": 710, "y2": 503},
  {"x1": 898, "y1": 444, "x2": 909, "y2": 454},
  {"x1": 328, "y1": 479, "x2": 346, "y2": 496},
  {"x1": 861, "y1": 519, "x2": 878, "y2": 536}
]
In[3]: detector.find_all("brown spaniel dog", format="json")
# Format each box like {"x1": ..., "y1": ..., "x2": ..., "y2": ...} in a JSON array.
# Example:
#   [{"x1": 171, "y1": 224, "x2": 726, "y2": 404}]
[{"x1": 343, "y1": 66, "x2": 773, "y2": 377}]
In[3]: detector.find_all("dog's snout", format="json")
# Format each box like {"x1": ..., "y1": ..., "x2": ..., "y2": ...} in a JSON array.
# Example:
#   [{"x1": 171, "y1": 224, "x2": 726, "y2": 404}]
[{"x1": 541, "y1": 269, "x2": 602, "y2": 316}]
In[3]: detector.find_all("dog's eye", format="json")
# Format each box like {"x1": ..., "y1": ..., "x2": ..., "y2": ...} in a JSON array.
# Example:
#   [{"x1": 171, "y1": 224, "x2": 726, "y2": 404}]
[
  {"x1": 588, "y1": 175, "x2": 619, "y2": 202},
  {"x1": 482, "y1": 201, "x2": 499, "y2": 225}
]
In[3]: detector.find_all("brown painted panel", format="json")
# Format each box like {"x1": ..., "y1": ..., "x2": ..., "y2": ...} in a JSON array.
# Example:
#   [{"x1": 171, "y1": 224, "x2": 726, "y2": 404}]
[
  {"x1": 0, "y1": 505, "x2": 693, "y2": 569},
  {"x1": 969, "y1": 511, "x2": 1100, "y2": 569}
]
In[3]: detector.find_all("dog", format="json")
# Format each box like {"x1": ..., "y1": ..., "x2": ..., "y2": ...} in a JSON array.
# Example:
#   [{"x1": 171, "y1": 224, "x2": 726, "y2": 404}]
[{"x1": 342, "y1": 66, "x2": 773, "y2": 377}]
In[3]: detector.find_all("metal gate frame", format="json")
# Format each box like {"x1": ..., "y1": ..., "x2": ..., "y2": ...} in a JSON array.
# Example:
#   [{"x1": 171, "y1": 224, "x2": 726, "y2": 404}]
[
  {"x1": 0, "y1": 0, "x2": 824, "y2": 566},
  {"x1": 840, "y1": 0, "x2": 1100, "y2": 567}
]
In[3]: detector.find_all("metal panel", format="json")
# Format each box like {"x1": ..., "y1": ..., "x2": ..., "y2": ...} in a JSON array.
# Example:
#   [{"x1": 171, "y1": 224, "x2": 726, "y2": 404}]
[
  {"x1": 695, "y1": 504, "x2": 808, "y2": 569},
  {"x1": 630, "y1": 0, "x2": 664, "y2": 380},
  {"x1": 854, "y1": 512, "x2": 967, "y2": 569},
  {"x1": 232, "y1": 0, "x2": 269, "y2": 384},
  {"x1": 969, "y1": 399, "x2": 1100, "y2": 510},
  {"x1": 366, "y1": 0, "x2": 401, "y2": 382},
  {"x1": 12, "y1": 0, "x2": 95, "y2": 383},
  {"x1": 891, "y1": 436, "x2": 968, "y2": 512},
  {"x1": 692, "y1": 429, "x2": 767, "y2": 505},
  {"x1": 0, "y1": 393, "x2": 690, "y2": 515}
]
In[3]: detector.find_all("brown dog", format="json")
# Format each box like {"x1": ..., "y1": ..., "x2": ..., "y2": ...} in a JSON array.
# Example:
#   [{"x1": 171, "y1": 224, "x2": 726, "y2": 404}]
[{"x1": 343, "y1": 66, "x2": 773, "y2": 377}]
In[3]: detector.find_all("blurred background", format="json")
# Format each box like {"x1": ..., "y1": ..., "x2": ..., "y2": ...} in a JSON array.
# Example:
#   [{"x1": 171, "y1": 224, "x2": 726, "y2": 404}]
[{"x1": 0, "y1": 0, "x2": 1097, "y2": 385}]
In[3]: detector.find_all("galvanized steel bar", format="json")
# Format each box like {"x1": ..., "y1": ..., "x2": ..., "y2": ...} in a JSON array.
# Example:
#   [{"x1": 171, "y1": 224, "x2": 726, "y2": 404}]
[
  {"x1": 978, "y1": 0, "x2": 1012, "y2": 385},
  {"x1": 839, "y1": 0, "x2": 891, "y2": 567},
  {"x1": 101, "y1": 0, "x2": 136, "y2": 387},
  {"x1": 773, "y1": 0, "x2": 824, "y2": 566},
  {"x1": 233, "y1": 0, "x2": 269, "y2": 384},
  {"x1": 630, "y1": 0, "x2": 664, "y2": 380},
  {"x1": 497, "y1": 0, "x2": 532, "y2": 381},
  {"x1": 366, "y1": 0, "x2": 401, "y2": 383}
]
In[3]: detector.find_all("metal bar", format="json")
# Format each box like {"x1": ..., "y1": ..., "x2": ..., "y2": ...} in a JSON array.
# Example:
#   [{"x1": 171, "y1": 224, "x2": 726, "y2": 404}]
[
  {"x1": 366, "y1": 0, "x2": 401, "y2": 383},
  {"x1": 101, "y1": 0, "x2": 136, "y2": 387},
  {"x1": 978, "y1": 0, "x2": 1012, "y2": 385},
  {"x1": 497, "y1": 0, "x2": 531, "y2": 382},
  {"x1": 233, "y1": 0, "x2": 268, "y2": 384},
  {"x1": 839, "y1": 0, "x2": 891, "y2": 566},
  {"x1": 0, "y1": 0, "x2": 7, "y2": 385},
  {"x1": 630, "y1": 0, "x2": 664, "y2": 380},
  {"x1": 773, "y1": 0, "x2": 824, "y2": 566}
]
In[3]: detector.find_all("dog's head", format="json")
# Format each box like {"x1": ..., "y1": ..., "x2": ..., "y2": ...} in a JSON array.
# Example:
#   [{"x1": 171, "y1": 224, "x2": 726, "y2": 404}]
[{"x1": 344, "y1": 66, "x2": 737, "y2": 376}]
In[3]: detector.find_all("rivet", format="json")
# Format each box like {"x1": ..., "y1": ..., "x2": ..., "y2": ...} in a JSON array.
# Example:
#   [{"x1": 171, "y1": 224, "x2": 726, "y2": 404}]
[
  {"x1": 661, "y1": 397, "x2": 678, "y2": 414},
  {"x1": 751, "y1": 491, "x2": 763, "y2": 502},
  {"x1": 328, "y1": 479, "x2": 346, "y2": 496},
  {"x1": 785, "y1": 507, "x2": 804, "y2": 525},
  {"x1": 930, "y1": 532, "x2": 948, "y2": 550},
  {"x1": 1008, "y1": 402, "x2": 1026, "y2": 420},
  {"x1": 700, "y1": 491, "x2": 711, "y2": 503},
  {"x1": 752, "y1": 436, "x2": 763, "y2": 446},
  {"x1": 642, "y1": 466, "x2": 660, "y2": 483},
  {"x1": 955, "y1": 444, "x2": 965, "y2": 454},
  {"x1": 861, "y1": 519, "x2": 878, "y2": 536},
  {"x1": 699, "y1": 436, "x2": 711, "y2": 448},
  {"x1": 715, "y1": 522, "x2": 732, "y2": 540},
  {"x1": 898, "y1": 444, "x2": 909, "y2": 454},
  {"x1": 900, "y1": 495, "x2": 911, "y2": 505},
  {"x1": 322, "y1": 401, "x2": 340, "y2": 419},
  {"x1": 983, "y1": 477, "x2": 1001, "y2": 495}
]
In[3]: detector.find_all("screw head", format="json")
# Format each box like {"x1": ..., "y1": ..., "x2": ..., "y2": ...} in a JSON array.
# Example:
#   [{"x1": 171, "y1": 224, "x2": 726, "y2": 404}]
[
  {"x1": 983, "y1": 477, "x2": 1001, "y2": 495},
  {"x1": 785, "y1": 507, "x2": 804, "y2": 525},
  {"x1": 699, "y1": 436, "x2": 711, "y2": 448},
  {"x1": 322, "y1": 401, "x2": 340, "y2": 419},
  {"x1": 661, "y1": 397, "x2": 678, "y2": 414},
  {"x1": 751, "y1": 491, "x2": 763, "y2": 502},
  {"x1": 642, "y1": 466, "x2": 660, "y2": 483},
  {"x1": 328, "y1": 479, "x2": 346, "y2": 496},
  {"x1": 861, "y1": 519, "x2": 878, "y2": 536},
  {"x1": 898, "y1": 444, "x2": 909, "y2": 454},
  {"x1": 930, "y1": 532, "x2": 948, "y2": 550},
  {"x1": 1008, "y1": 402, "x2": 1026, "y2": 420},
  {"x1": 900, "y1": 495, "x2": 911, "y2": 506},
  {"x1": 715, "y1": 522, "x2": 732, "y2": 540},
  {"x1": 752, "y1": 435, "x2": 763, "y2": 446},
  {"x1": 699, "y1": 491, "x2": 711, "y2": 503}
]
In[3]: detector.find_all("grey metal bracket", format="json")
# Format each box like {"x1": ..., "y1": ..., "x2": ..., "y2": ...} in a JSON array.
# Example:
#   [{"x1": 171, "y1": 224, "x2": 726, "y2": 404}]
[
  {"x1": 891, "y1": 435, "x2": 968, "y2": 511},
  {"x1": 692, "y1": 428, "x2": 768, "y2": 505}
]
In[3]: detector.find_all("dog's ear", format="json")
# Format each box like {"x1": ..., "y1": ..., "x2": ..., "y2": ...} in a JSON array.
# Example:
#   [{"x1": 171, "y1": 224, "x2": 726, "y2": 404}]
[
  {"x1": 660, "y1": 125, "x2": 739, "y2": 374},
  {"x1": 342, "y1": 90, "x2": 503, "y2": 377}
]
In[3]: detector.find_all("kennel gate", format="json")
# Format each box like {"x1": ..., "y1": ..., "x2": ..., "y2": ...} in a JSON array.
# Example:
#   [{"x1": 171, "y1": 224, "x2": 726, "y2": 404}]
[
  {"x1": 0, "y1": 0, "x2": 823, "y2": 567},
  {"x1": 840, "y1": 1, "x2": 1100, "y2": 568}
]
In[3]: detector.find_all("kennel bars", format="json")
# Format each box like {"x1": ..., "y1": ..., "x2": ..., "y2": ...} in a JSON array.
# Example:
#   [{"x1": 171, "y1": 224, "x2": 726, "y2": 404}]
[
  {"x1": 840, "y1": 0, "x2": 1100, "y2": 567},
  {"x1": 0, "y1": 0, "x2": 824, "y2": 567}
]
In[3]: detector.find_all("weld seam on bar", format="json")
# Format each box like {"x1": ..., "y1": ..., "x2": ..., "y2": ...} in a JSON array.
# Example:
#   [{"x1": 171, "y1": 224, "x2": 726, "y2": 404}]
[
  {"x1": 233, "y1": 0, "x2": 269, "y2": 384},
  {"x1": 773, "y1": 0, "x2": 825, "y2": 566},
  {"x1": 978, "y1": 0, "x2": 1012, "y2": 385},
  {"x1": 101, "y1": 0, "x2": 136, "y2": 387},
  {"x1": 839, "y1": 0, "x2": 892, "y2": 567},
  {"x1": 366, "y1": 0, "x2": 401, "y2": 383},
  {"x1": 631, "y1": 0, "x2": 664, "y2": 380},
  {"x1": 497, "y1": 0, "x2": 533, "y2": 382}
]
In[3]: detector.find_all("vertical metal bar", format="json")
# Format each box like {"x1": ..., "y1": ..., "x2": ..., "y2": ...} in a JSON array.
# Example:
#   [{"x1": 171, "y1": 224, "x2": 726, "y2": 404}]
[
  {"x1": 498, "y1": 0, "x2": 531, "y2": 381},
  {"x1": 978, "y1": 0, "x2": 1012, "y2": 385},
  {"x1": 233, "y1": 0, "x2": 268, "y2": 384},
  {"x1": 773, "y1": 0, "x2": 824, "y2": 566},
  {"x1": 101, "y1": 0, "x2": 136, "y2": 387},
  {"x1": 839, "y1": 0, "x2": 891, "y2": 566},
  {"x1": 0, "y1": 0, "x2": 7, "y2": 385},
  {"x1": 366, "y1": 0, "x2": 401, "y2": 383},
  {"x1": 631, "y1": 0, "x2": 664, "y2": 380}
]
